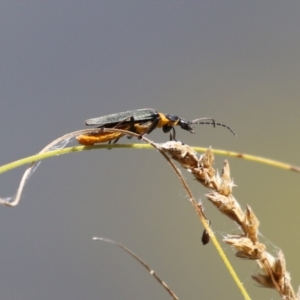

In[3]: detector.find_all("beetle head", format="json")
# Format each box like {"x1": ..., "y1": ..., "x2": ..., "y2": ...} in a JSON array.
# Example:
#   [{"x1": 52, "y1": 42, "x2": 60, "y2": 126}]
[
  {"x1": 162, "y1": 116, "x2": 195, "y2": 133},
  {"x1": 178, "y1": 119, "x2": 195, "y2": 133}
]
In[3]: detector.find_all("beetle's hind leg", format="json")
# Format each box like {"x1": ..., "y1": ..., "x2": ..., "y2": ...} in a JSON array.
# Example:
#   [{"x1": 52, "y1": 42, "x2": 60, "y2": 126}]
[
  {"x1": 125, "y1": 116, "x2": 136, "y2": 139},
  {"x1": 137, "y1": 116, "x2": 160, "y2": 139},
  {"x1": 106, "y1": 137, "x2": 121, "y2": 150},
  {"x1": 145, "y1": 116, "x2": 160, "y2": 134}
]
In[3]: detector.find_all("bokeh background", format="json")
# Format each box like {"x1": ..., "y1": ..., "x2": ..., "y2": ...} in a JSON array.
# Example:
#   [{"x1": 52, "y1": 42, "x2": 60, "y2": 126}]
[{"x1": 0, "y1": 2, "x2": 299, "y2": 299}]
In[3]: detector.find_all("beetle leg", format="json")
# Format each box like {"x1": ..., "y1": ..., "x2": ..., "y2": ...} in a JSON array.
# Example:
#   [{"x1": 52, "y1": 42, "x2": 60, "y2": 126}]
[
  {"x1": 106, "y1": 137, "x2": 120, "y2": 150},
  {"x1": 164, "y1": 126, "x2": 176, "y2": 140},
  {"x1": 137, "y1": 116, "x2": 160, "y2": 139},
  {"x1": 126, "y1": 116, "x2": 136, "y2": 139},
  {"x1": 145, "y1": 116, "x2": 160, "y2": 134},
  {"x1": 123, "y1": 116, "x2": 137, "y2": 138},
  {"x1": 128, "y1": 116, "x2": 135, "y2": 131},
  {"x1": 107, "y1": 139, "x2": 112, "y2": 150},
  {"x1": 170, "y1": 127, "x2": 177, "y2": 141}
]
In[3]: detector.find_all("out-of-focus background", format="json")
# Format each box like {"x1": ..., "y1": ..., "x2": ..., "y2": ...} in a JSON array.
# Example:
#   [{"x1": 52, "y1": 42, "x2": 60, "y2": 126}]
[{"x1": 0, "y1": 2, "x2": 299, "y2": 299}]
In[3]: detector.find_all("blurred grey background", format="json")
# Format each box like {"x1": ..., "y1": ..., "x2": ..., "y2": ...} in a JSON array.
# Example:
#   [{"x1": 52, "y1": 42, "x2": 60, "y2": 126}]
[{"x1": 0, "y1": 2, "x2": 299, "y2": 299}]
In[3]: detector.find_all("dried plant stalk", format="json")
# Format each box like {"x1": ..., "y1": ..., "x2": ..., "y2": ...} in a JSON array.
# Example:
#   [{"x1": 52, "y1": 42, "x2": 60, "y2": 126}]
[{"x1": 159, "y1": 141, "x2": 297, "y2": 300}]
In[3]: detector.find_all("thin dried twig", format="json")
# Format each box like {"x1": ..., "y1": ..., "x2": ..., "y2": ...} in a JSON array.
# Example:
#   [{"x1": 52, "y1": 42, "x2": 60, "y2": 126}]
[
  {"x1": 93, "y1": 237, "x2": 179, "y2": 300},
  {"x1": 0, "y1": 128, "x2": 144, "y2": 207}
]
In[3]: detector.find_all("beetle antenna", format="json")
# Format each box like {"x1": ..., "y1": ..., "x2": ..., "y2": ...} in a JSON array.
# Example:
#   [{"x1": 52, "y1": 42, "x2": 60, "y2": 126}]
[{"x1": 191, "y1": 118, "x2": 237, "y2": 136}]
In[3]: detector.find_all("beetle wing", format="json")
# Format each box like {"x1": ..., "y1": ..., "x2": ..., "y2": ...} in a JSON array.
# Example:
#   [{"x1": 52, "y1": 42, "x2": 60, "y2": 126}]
[{"x1": 85, "y1": 108, "x2": 158, "y2": 126}]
